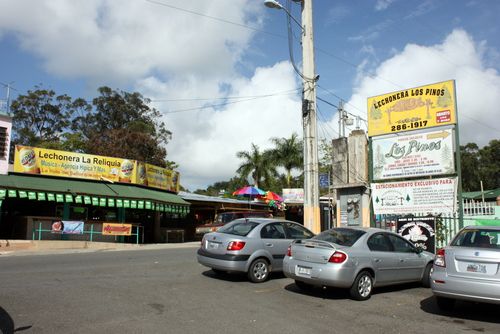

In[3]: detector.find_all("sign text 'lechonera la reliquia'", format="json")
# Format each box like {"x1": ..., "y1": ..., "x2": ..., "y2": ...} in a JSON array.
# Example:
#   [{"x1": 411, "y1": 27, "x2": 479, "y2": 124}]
[{"x1": 13, "y1": 145, "x2": 180, "y2": 193}]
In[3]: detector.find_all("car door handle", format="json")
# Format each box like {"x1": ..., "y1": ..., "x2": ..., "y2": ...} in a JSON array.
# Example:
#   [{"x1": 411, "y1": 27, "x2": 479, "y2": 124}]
[
  {"x1": 399, "y1": 259, "x2": 405, "y2": 262},
  {"x1": 374, "y1": 258, "x2": 381, "y2": 263},
  {"x1": 265, "y1": 243, "x2": 273, "y2": 247}
]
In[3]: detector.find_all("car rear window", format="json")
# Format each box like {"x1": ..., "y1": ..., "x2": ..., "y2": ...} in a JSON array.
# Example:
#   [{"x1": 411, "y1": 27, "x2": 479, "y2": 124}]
[
  {"x1": 313, "y1": 228, "x2": 366, "y2": 247},
  {"x1": 451, "y1": 229, "x2": 500, "y2": 249},
  {"x1": 218, "y1": 221, "x2": 259, "y2": 236}
]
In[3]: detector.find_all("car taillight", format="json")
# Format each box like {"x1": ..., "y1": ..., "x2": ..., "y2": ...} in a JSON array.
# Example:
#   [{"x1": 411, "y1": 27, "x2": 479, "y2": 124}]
[
  {"x1": 286, "y1": 245, "x2": 292, "y2": 257},
  {"x1": 328, "y1": 251, "x2": 347, "y2": 263},
  {"x1": 227, "y1": 241, "x2": 246, "y2": 251},
  {"x1": 435, "y1": 248, "x2": 446, "y2": 267}
]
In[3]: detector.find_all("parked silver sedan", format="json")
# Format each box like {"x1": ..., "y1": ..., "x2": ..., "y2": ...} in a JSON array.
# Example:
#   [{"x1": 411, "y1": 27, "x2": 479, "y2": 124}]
[
  {"x1": 431, "y1": 225, "x2": 500, "y2": 310},
  {"x1": 283, "y1": 227, "x2": 434, "y2": 300},
  {"x1": 197, "y1": 218, "x2": 314, "y2": 283}
]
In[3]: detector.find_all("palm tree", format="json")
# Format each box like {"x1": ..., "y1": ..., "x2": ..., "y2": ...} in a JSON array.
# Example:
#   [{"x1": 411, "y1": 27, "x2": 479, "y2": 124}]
[
  {"x1": 270, "y1": 133, "x2": 303, "y2": 187},
  {"x1": 236, "y1": 143, "x2": 276, "y2": 188}
]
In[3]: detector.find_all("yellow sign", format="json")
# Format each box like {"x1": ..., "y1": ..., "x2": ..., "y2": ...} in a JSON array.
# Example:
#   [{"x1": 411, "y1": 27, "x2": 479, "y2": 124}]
[
  {"x1": 102, "y1": 223, "x2": 132, "y2": 236},
  {"x1": 14, "y1": 145, "x2": 137, "y2": 183},
  {"x1": 367, "y1": 80, "x2": 456, "y2": 137},
  {"x1": 13, "y1": 146, "x2": 181, "y2": 192},
  {"x1": 137, "y1": 163, "x2": 180, "y2": 193}
]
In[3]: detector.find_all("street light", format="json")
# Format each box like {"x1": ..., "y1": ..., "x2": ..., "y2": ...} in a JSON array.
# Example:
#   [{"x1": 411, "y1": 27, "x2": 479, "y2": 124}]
[
  {"x1": 265, "y1": 0, "x2": 320, "y2": 234},
  {"x1": 264, "y1": 0, "x2": 303, "y2": 32}
]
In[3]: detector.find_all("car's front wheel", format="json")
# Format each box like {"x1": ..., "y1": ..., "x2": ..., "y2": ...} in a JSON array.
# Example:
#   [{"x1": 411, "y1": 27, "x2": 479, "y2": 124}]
[
  {"x1": 247, "y1": 258, "x2": 270, "y2": 283},
  {"x1": 435, "y1": 296, "x2": 455, "y2": 311},
  {"x1": 350, "y1": 271, "x2": 373, "y2": 301}
]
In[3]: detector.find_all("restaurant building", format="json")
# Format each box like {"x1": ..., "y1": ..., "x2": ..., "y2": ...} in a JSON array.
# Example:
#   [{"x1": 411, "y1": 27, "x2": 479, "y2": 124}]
[{"x1": 0, "y1": 144, "x2": 190, "y2": 244}]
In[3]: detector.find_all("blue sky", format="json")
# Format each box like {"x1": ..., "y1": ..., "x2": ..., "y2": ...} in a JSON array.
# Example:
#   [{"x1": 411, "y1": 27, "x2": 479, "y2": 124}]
[{"x1": 1, "y1": 0, "x2": 500, "y2": 191}]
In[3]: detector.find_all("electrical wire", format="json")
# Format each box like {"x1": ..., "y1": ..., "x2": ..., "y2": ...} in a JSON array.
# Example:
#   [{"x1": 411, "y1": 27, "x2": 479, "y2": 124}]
[
  {"x1": 150, "y1": 88, "x2": 301, "y2": 102},
  {"x1": 159, "y1": 89, "x2": 300, "y2": 114},
  {"x1": 145, "y1": 0, "x2": 285, "y2": 38}
]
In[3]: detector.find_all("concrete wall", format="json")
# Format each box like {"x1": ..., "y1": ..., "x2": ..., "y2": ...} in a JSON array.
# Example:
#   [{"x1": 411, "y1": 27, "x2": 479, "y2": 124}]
[
  {"x1": 332, "y1": 137, "x2": 348, "y2": 186},
  {"x1": 0, "y1": 114, "x2": 12, "y2": 175},
  {"x1": 347, "y1": 130, "x2": 368, "y2": 184}
]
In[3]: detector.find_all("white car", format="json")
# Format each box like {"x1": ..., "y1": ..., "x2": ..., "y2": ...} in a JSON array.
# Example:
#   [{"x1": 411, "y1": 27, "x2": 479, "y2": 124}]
[{"x1": 431, "y1": 225, "x2": 500, "y2": 310}]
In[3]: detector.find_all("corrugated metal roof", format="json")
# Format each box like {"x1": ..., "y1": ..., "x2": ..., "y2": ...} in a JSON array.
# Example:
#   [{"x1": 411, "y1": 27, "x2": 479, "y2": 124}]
[
  {"x1": 0, "y1": 174, "x2": 188, "y2": 205},
  {"x1": 178, "y1": 191, "x2": 267, "y2": 207},
  {"x1": 462, "y1": 188, "x2": 500, "y2": 200}
]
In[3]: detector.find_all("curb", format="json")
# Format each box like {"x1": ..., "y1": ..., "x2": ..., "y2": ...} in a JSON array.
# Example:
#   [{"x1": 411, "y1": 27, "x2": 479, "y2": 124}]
[{"x1": 0, "y1": 241, "x2": 200, "y2": 257}]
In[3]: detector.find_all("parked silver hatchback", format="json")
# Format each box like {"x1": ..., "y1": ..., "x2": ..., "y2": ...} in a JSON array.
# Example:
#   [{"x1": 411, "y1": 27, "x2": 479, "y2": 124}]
[
  {"x1": 431, "y1": 225, "x2": 500, "y2": 310},
  {"x1": 283, "y1": 227, "x2": 435, "y2": 300},
  {"x1": 197, "y1": 218, "x2": 314, "y2": 283}
]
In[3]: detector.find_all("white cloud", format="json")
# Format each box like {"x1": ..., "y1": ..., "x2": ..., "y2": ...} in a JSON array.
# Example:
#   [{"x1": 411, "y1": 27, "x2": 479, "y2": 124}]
[
  {"x1": 324, "y1": 29, "x2": 500, "y2": 148},
  {"x1": 375, "y1": 0, "x2": 397, "y2": 11},
  {"x1": 0, "y1": 0, "x2": 260, "y2": 85},
  {"x1": 138, "y1": 61, "x2": 302, "y2": 191}
]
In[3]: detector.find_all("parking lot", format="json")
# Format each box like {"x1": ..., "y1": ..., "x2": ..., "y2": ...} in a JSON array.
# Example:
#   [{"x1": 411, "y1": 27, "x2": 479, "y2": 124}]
[{"x1": 1, "y1": 246, "x2": 499, "y2": 333}]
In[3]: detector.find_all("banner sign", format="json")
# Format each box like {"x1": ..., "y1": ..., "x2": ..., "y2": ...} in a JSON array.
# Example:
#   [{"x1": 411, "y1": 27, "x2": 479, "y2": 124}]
[
  {"x1": 136, "y1": 163, "x2": 180, "y2": 193},
  {"x1": 372, "y1": 127, "x2": 455, "y2": 180},
  {"x1": 62, "y1": 221, "x2": 84, "y2": 234},
  {"x1": 102, "y1": 223, "x2": 132, "y2": 236},
  {"x1": 367, "y1": 80, "x2": 456, "y2": 137},
  {"x1": 51, "y1": 220, "x2": 84, "y2": 234},
  {"x1": 397, "y1": 216, "x2": 436, "y2": 253},
  {"x1": 371, "y1": 177, "x2": 457, "y2": 215},
  {"x1": 14, "y1": 145, "x2": 137, "y2": 183},
  {"x1": 282, "y1": 188, "x2": 304, "y2": 203},
  {"x1": 13, "y1": 146, "x2": 180, "y2": 192}
]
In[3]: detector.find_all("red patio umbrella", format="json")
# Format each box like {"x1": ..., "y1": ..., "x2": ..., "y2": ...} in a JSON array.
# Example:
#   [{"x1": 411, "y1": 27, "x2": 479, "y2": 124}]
[{"x1": 261, "y1": 191, "x2": 283, "y2": 202}]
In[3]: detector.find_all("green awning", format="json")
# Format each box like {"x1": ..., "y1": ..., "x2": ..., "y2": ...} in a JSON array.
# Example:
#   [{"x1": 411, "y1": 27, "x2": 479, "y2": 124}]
[
  {"x1": 0, "y1": 174, "x2": 189, "y2": 208},
  {"x1": 462, "y1": 188, "x2": 500, "y2": 201}
]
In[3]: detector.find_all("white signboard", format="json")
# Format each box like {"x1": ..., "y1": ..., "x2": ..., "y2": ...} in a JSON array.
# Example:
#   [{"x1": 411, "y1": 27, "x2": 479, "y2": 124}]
[
  {"x1": 372, "y1": 128, "x2": 455, "y2": 180},
  {"x1": 282, "y1": 188, "x2": 304, "y2": 203},
  {"x1": 371, "y1": 177, "x2": 457, "y2": 215}
]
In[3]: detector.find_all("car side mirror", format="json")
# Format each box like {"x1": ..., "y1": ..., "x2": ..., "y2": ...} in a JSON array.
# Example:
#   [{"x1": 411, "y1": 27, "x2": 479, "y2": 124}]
[{"x1": 414, "y1": 246, "x2": 424, "y2": 254}]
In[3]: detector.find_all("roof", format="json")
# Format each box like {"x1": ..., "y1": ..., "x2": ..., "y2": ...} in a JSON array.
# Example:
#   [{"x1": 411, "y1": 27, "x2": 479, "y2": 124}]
[
  {"x1": 0, "y1": 174, "x2": 188, "y2": 205},
  {"x1": 462, "y1": 188, "x2": 500, "y2": 200},
  {"x1": 178, "y1": 191, "x2": 267, "y2": 207}
]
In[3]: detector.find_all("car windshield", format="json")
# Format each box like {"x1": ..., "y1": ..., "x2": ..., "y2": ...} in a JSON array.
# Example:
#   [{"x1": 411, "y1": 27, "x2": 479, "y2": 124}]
[
  {"x1": 313, "y1": 228, "x2": 366, "y2": 246},
  {"x1": 218, "y1": 220, "x2": 259, "y2": 236},
  {"x1": 451, "y1": 229, "x2": 500, "y2": 249}
]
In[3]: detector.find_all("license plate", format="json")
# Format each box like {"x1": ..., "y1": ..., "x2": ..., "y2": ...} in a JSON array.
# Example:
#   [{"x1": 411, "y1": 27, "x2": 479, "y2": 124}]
[
  {"x1": 296, "y1": 266, "x2": 312, "y2": 276},
  {"x1": 207, "y1": 241, "x2": 219, "y2": 250},
  {"x1": 466, "y1": 263, "x2": 487, "y2": 273}
]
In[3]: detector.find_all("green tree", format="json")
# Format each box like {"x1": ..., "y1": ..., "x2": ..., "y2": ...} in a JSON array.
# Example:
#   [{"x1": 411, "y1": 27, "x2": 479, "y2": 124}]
[
  {"x1": 478, "y1": 139, "x2": 500, "y2": 190},
  {"x1": 269, "y1": 133, "x2": 303, "y2": 188},
  {"x1": 236, "y1": 143, "x2": 276, "y2": 188},
  {"x1": 10, "y1": 86, "x2": 87, "y2": 150},
  {"x1": 73, "y1": 86, "x2": 173, "y2": 167},
  {"x1": 461, "y1": 142, "x2": 483, "y2": 192}
]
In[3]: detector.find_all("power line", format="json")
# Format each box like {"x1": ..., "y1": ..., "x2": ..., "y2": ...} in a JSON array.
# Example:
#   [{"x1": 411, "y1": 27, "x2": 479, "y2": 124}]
[
  {"x1": 160, "y1": 89, "x2": 299, "y2": 114},
  {"x1": 145, "y1": 0, "x2": 285, "y2": 38},
  {"x1": 150, "y1": 88, "x2": 301, "y2": 102}
]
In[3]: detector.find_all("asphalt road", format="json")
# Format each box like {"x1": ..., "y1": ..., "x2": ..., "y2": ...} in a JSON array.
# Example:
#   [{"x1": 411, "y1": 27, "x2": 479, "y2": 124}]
[{"x1": 1, "y1": 247, "x2": 499, "y2": 334}]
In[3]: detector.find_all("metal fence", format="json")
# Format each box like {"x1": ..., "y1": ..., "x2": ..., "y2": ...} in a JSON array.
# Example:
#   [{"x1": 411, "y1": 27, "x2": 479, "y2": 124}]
[{"x1": 32, "y1": 221, "x2": 141, "y2": 244}]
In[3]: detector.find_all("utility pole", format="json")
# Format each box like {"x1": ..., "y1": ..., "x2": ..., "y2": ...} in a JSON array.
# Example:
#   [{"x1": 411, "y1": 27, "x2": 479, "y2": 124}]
[
  {"x1": 338, "y1": 100, "x2": 345, "y2": 138},
  {"x1": 301, "y1": 0, "x2": 320, "y2": 233}
]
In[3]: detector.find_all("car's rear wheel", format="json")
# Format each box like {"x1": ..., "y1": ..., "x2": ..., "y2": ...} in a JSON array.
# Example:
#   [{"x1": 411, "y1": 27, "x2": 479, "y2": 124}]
[
  {"x1": 421, "y1": 263, "x2": 433, "y2": 288},
  {"x1": 435, "y1": 296, "x2": 455, "y2": 311},
  {"x1": 350, "y1": 271, "x2": 373, "y2": 301},
  {"x1": 295, "y1": 280, "x2": 313, "y2": 291},
  {"x1": 248, "y1": 258, "x2": 269, "y2": 283}
]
